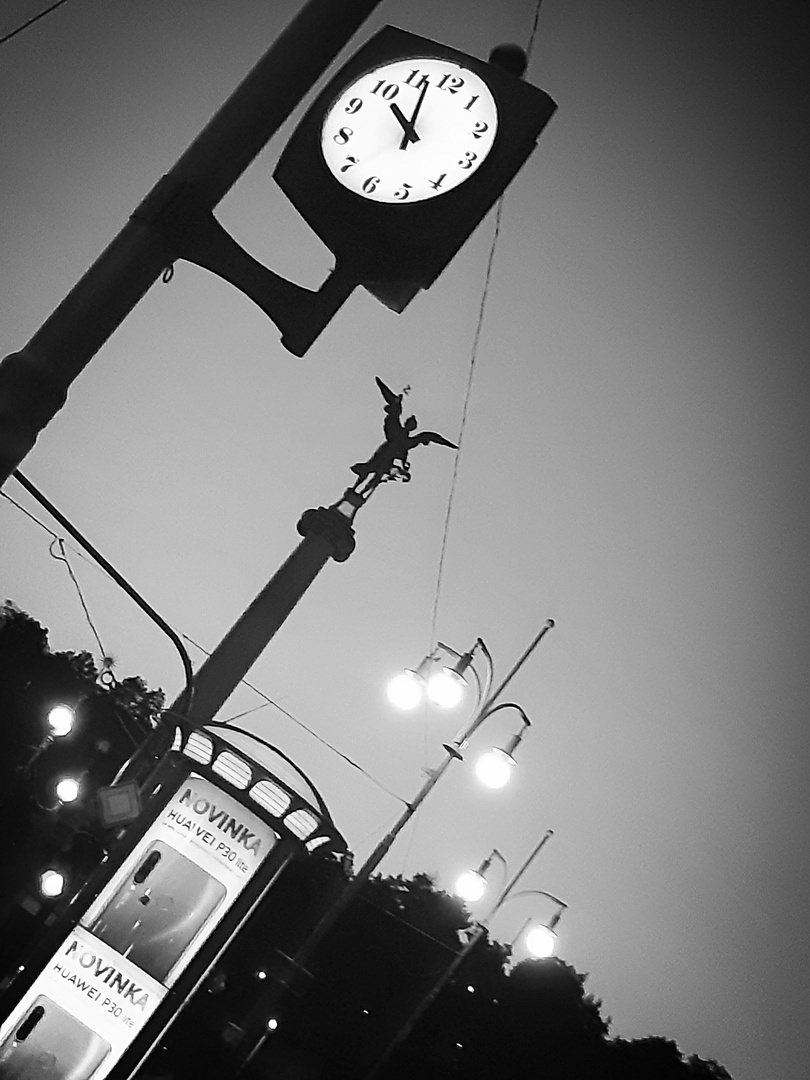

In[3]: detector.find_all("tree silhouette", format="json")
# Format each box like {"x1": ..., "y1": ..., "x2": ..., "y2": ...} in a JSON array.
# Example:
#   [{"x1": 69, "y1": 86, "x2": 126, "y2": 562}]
[
  {"x1": 145, "y1": 857, "x2": 733, "y2": 1080},
  {"x1": 0, "y1": 602, "x2": 161, "y2": 974}
]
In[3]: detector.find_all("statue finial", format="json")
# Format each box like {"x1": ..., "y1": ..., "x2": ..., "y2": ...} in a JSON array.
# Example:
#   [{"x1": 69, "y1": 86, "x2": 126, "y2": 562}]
[{"x1": 349, "y1": 379, "x2": 457, "y2": 498}]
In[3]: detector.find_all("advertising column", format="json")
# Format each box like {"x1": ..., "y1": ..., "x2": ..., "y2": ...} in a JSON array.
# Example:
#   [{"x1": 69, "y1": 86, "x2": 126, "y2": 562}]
[{"x1": 0, "y1": 774, "x2": 277, "y2": 1080}]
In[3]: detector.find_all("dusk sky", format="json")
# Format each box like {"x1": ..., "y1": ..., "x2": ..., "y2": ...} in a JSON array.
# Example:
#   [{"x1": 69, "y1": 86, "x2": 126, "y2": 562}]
[{"x1": 2, "y1": 3, "x2": 808, "y2": 1079}]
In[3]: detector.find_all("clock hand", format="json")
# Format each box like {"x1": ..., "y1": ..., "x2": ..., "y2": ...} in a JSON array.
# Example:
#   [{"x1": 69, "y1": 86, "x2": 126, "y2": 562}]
[
  {"x1": 390, "y1": 102, "x2": 420, "y2": 148},
  {"x1": 392, "y1": 79, "x2": 429, "y2": 150}
]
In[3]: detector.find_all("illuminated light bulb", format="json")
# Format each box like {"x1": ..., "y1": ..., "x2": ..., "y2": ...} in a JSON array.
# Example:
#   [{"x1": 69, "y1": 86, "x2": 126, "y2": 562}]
[
  {"x1": 47, "y1": 704, "x2": 75, "y2": 738},
  {"x1": 386, "y1": 670, "x2": 424, "y2": 710},
  {"x1": 266, "y1": 1017, "x2": 279, "y2": 1032},
  {"x1": 55, "y1": 777, "x2": 80, "y2": 803},
  {"x1": 454, "y1": 869, "x2": 487, "y2": 903},
  {"x1": 525, "y1": 924, "x2": 557, "y2": 959},
  {"x1": 39, "y1": 870, "x2": 65, "y2": 898},
  {"x1": 426, "y1": 668, "x2": 466, "y2": 709},
  {"x1": 475, "y1": 748, "x2": 515, "y2": 789}
]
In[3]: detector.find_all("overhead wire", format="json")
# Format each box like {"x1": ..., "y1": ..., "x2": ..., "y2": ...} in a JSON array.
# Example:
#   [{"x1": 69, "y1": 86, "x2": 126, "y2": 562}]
[
  {"x1": 1, "y1": 488, "x2": 108, "y2": 657},
  {"x1": 411, "y1": 0, "x2": 546, "y2": 881},
  {"x1": 49, "y1": 536, "x2": 107, "y2": 659},
  {"x1": 181, "y1": 632, "x2": 407, "y2": 807},
  {"x1": 9, "y1": 470, "x2": 195, "y2": 713},
  {"x1": 0, "y1": 0, "x2": 72, "y2": 46},
  {"x1": 1, "y1": 487, "x2": 405, "y2": 807},
  {"x1": 428, "y1": 0, "x2": 546, "y2": 647}
]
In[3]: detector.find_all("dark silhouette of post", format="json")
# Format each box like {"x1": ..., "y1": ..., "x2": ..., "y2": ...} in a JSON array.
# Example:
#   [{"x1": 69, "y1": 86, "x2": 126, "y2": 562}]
[
  {"x1": 169, "y1": 489, "x2": 362, "y2": 726},
  {"x1": 0, "y1": 0, "x2": 383, "y2": 487}
]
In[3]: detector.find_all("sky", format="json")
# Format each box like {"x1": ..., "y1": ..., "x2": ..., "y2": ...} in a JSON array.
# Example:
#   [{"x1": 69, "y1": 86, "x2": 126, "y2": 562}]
[{"x1": 1, "y1": 2, "x2": 808, "y2": 1078}]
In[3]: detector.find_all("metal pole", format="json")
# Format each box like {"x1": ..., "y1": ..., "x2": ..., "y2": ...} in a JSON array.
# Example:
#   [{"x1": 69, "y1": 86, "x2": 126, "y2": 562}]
[
  {"x1": 365, "y1": 830, "x2": 555, "y2": 1078},
  {"x1": 0, "y1": 0, "x2": 383, "y2": 486}
]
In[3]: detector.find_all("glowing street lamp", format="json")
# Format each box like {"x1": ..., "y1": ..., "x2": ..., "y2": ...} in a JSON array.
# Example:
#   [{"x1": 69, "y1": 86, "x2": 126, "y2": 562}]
[
  {"x1": 454, "y1": 869, "x2": 487, "y2": 904},
  {"x1": 525, "y1": 921, "x2": 558, "y2": 959},
  {"x1": 39, "y1": 869, "x2": 66, "y2": 899},
  {"x1": 386, "y1": 667, "x2": 427, "y2": 711},
  {"x1": 454, "y1": 849, "x2": 506, "y2": 904},
  {"x1": 387, "y1": 641, "x2": 484, "y2": 713},
  {"x1": 46, "y1": 704, "x2": 76, "y2": 738},
  {"x1": 55, "y1": 777, "x2": 81, "y2": 804}
]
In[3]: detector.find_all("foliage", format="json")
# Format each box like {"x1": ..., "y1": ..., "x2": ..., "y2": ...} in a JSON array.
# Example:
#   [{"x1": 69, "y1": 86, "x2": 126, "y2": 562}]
[
  {"x1": 0, "y1": 602, "x2": 163, "y2": 972},
  {"x1": 144, "y1": 857, "x2": 733, "y2": 1080}
]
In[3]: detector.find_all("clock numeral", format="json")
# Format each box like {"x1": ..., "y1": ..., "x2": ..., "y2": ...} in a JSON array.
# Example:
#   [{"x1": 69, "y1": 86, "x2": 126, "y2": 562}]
[
  {"x1": 472, "y1": 120, "x2": 489, "y2": 139},
  {"x1": 428, "y1": 173, "x2": 447, "y2": 191},
  {"x1": 404, "y1": 69, "x2": 430, "y2": 89},
  {"x1": 344, "y1": 98, "x2": 363, "y2": 115},
  {"x1": 333, "y1": 126, "x2": 353, "y2": 145},
  {"x1": 458, "y1": 150, "x2": 478, "y2": 169},
  {"x1": 362, "y1": 175, "x2": 381, "y2": 193},
  {"x1": 392, "y1": 182, "x2": 412, "y2": 201},
  {"x1": 464, "y1": 95, "x2": 480, "y2": 111},
  {"x1": 370, "y1": 80, "x2": 399, "y2": 100},
  {"x1": 339, "y1": 155, "x2": 359, "y2": 173},
  {"x1": 437, "y1": 73, "x2": 464, "y2": 94}
]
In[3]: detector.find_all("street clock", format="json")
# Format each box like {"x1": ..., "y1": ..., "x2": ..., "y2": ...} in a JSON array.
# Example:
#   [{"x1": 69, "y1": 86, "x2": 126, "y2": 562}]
[
  {"x1": 320, "y1": 56, "x2": 499, "y2": 203},
  {"x1": 275, "y1": 26, "x2": 556, "y2": 311}
]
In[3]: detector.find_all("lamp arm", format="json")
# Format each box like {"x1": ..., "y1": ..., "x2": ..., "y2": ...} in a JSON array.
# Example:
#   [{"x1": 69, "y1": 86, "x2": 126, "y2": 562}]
[
  {"x1": 454, "y1": 620, "x2": 554, "y2": 748},
  {"x1": 488, "y1": 829, "x2": 555, "y2": 920}
]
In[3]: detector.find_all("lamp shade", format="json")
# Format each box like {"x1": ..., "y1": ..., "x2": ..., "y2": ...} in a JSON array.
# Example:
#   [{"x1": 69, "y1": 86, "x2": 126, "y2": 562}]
[
  {"x1": 426, "y1": 668, "x2": 466, "y2": 709},
  {"x1": 525, "y1": 923, "x2": 557, "y2": 958},
  {"x1": 475, "y1": 747, "x2": 516, "y2": 789},
  {"x1": 39, "y1": 869, "x2": 65, "y2": 898},
  {"x1": 386, "y1": 670, "x2": 424, "y2": 710},
  {"x1": 47, "y1": 704, "x2": 75, "y2": 737},
  {"x1": 454, "y1": 869, "x2": 487, "y2": 903}
]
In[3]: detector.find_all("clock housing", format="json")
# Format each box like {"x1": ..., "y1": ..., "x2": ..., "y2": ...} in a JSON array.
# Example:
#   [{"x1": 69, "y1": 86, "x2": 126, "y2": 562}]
[{"x1": 275, "y1": 26, "x2": 556, "y2": 311}]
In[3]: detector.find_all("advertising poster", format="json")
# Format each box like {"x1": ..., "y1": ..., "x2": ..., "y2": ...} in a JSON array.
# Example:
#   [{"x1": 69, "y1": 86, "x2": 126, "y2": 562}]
[
  {"x1": 0, "y1": 774, "x2": 279, "y2": 1080},
  {"x1": 0, "y1": 927, "x2": 166, "y2": 1080},
  {"x1": 83, "y1": 773, "x2": 278, "y2": 987}
]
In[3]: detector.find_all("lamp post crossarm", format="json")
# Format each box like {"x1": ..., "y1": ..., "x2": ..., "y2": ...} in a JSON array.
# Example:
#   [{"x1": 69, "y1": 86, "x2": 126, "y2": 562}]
[
  {"x1": 487, "y1": 829, "x2": 555, "y2": 921},
  {"x1": 502, "y1": 887, "x2": 568, "y2": 912},
  {"x1": 452, "y1": 619, "x2": 554, "y2": 750}
]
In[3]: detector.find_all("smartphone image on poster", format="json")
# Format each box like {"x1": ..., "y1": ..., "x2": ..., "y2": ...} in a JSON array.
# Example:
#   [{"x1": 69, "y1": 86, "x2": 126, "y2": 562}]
[
  {"x1": 87, "y1": 841, "x2": 226, "y2": 984},
  {"x1": 0, "y1": 995, "x2": 110, "y2": 1080}
]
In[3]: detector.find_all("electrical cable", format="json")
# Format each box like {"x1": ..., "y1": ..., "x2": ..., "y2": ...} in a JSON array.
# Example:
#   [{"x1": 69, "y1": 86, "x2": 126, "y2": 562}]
[
  {"x1": 49, "y1": 537, "x2": 107, "y2": 659},
  {"x1": 0, "y1": 0, "x2": 72, "y2": 46},
  {"x1": 1, "y1": 489, "x2": 108, "y2": 661},
  {"x1": 10, "y1": 470, "x2": 195, "y2": 716},
  {"x1": 181, "y1": 633, "x2": 407, "y2": 806},
  {"x1": 429, "y1": 197, "x2": 504, "y2": 650},
  {"x1": 428, "y1": 0, "x2": 546, "y2": 649},
  {"x1": 2, "y1": 490, "x2": 403, "y2": 803}
]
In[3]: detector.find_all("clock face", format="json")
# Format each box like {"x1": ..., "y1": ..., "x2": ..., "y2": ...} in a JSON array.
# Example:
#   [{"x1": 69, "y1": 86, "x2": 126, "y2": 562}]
[{"x1": 320, "y1": 57, "x2": 498, "y2": 204}]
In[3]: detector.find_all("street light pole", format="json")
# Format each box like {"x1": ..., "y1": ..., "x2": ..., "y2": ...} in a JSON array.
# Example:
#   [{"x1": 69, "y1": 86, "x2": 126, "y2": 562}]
[
  {"x1": 365, "y1": 829, "x2": 559, "y2": 1078},
  {"x1": 0, "y1": 0, "x2": 383, "y2": 486},
  {"x1": 234, "y1": 619, "x2": 555, "y2": 1067}
]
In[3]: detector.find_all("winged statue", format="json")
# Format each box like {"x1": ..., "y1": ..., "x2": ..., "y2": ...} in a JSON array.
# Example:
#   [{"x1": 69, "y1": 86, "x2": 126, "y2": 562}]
[{"x1": 350, "y1": 378, "x2": 457, "y2": 496}]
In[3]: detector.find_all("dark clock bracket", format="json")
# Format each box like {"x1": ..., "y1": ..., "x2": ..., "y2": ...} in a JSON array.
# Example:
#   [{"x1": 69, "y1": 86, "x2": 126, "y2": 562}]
[{"x1": 133, "y1": 176, "x2": 358, "y2": 357}]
